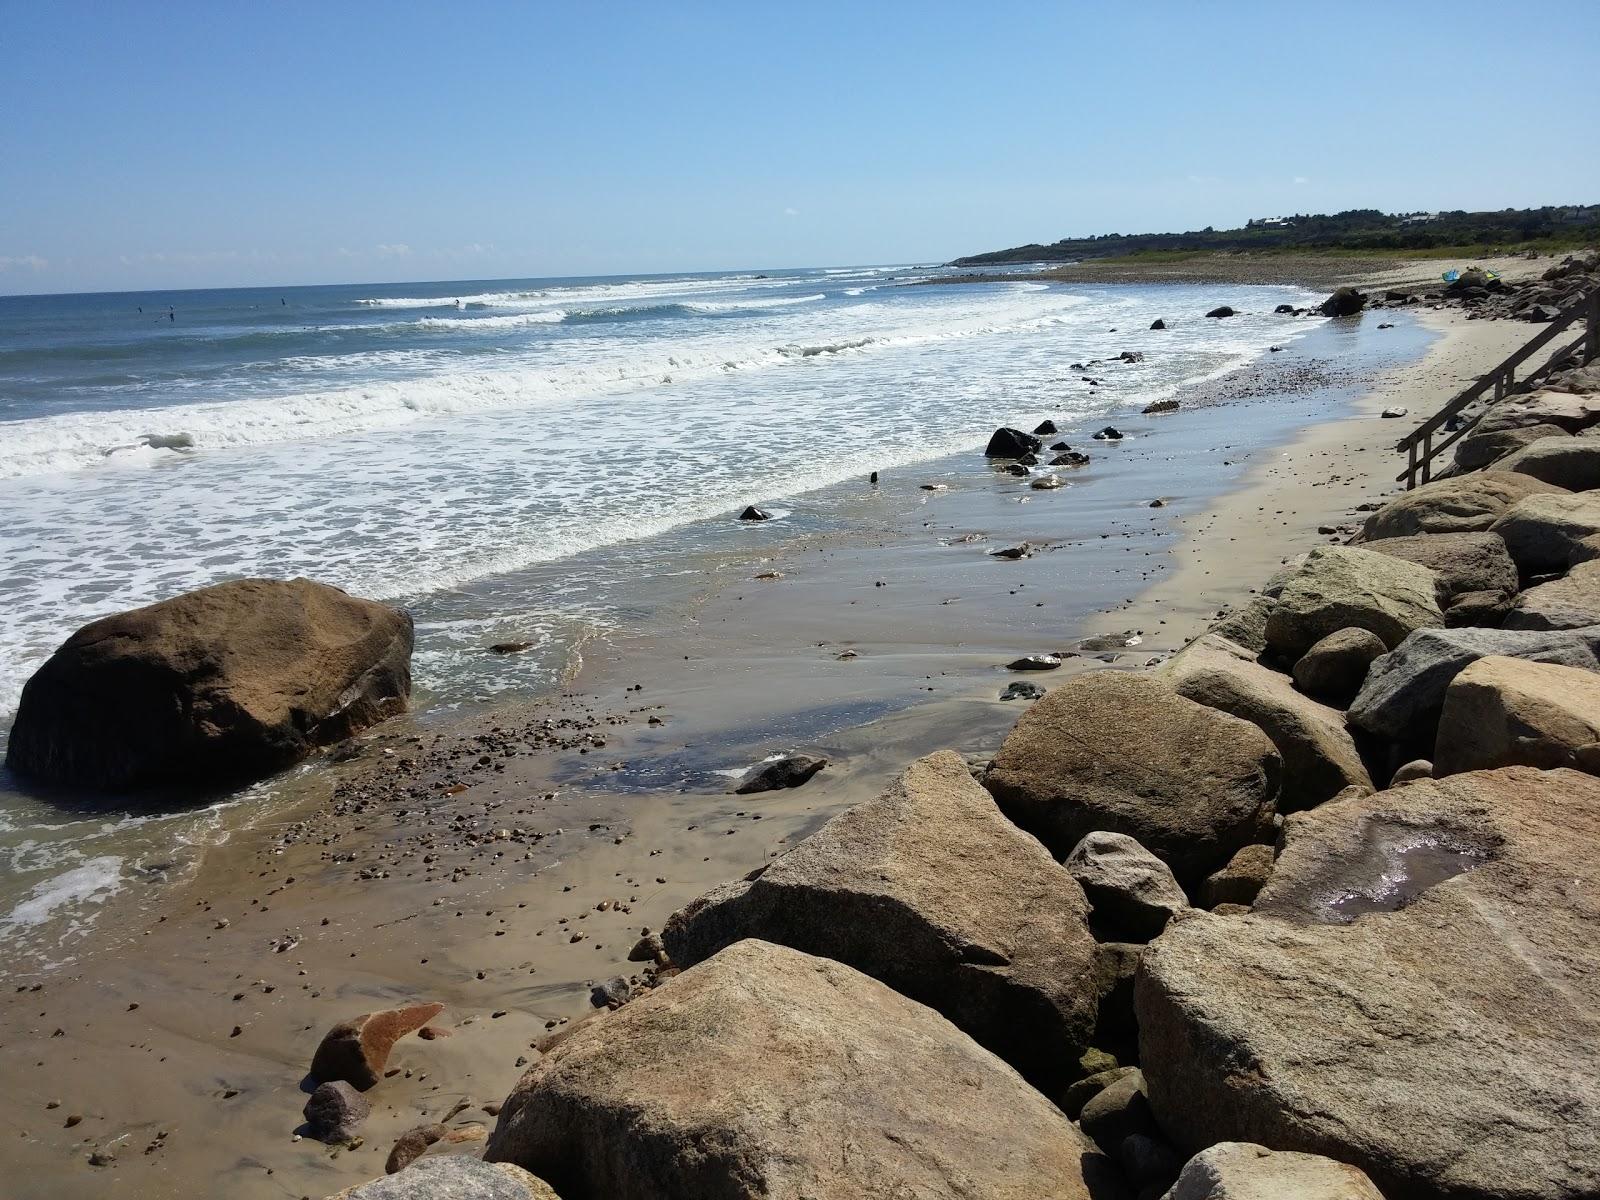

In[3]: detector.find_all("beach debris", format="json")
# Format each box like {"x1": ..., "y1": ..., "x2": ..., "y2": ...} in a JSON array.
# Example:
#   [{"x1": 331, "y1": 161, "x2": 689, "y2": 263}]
[
  {"x1": 1030, "y1": 475, "x2": 1064, "y2": 490},
  {"x1": 490, "y1": 641, "x2": 534, "y2": 654},
  {"x1": 1142, "y1": 399, "x2": 1179, "y2": 414},
  {"x1": 1381, "y1": 406, "x2": 1408, "y2": 418},
  {"x1": 1150, "y1": 318, "x2": 1166, "y2": 330},
  {"x1": 1149, "y1": 498, "x2": 1167, "y2": 507},
  {"x1": 139, "y1": 431, "x2": 195, "y2": 450},
  {"x1": 989, "y1": 544, "x2": 1032, "y2": 560},
  {"x1": 1092, "y1": 426, "x2": 1125, "y2": 441},
  {"x1": 1001, "y1": 681, "x2": 1047, "y2": 701},
  {"x1": 1033, "y1": 419, "x2": 1058, "y2": 435},
  {"x1": 4, "y1": 578, "x2": 413, "y2": 791},
  {"x1": 984, "y1": 427, "x2": 1043, "y2": 457},
  {"x1": 1378, "y1": 322, "x2": 1395, "y2": 329},
  {"x1": 753, "y1": 571, "x2": 782, "y2": 580},
  {"x1": 303, "y1": 1080, "x2": 370, "y2": 1144},
  {"x1": 738, "y1": 505, "x2": 772, "y2": 521},
  {"x1": 1007, "y1": 654, "x2": 1063, "y2": 671},
  {"x1": 310, "y1": 1002, "x2": 445, "y2": 1090},
  {"x1": 919, "y1": 482, "x2": 948, "y2": 491},
  {"x1": 733, "y1": 753, "x2": 827, "y2": 795},
  {"x1": 386, "y1": 1122, "x2": 448, "y2": 1174},
  {"x1": 1319, "y1": 287, "x2": 1368, "y2": 318},
  {"x1": 1001, "y1": 463, "x2": 1030, "y2": 476},
  {"x1": 1205, "y1": 306, "x2": 1236, "y2": 319},
  {"x1": 835, "y1": 649, "x2": 858, "y2": 660}
]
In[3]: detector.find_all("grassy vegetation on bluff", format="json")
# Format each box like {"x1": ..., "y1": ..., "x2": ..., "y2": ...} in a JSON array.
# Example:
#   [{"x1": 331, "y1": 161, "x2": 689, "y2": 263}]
[{"x1": 952, "y1": 207, "x2": 1600, "y2": 266}]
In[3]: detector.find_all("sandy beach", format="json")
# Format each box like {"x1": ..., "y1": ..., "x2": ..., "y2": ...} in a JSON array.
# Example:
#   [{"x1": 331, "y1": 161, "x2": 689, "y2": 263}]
[{"x1": 0, "y1": 261, "x2": 1555, "y2": 1198}]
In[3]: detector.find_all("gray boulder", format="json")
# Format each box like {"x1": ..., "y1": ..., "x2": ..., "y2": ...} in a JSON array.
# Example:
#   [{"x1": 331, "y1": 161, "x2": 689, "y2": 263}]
[
  {"x1": 1208, "y1": 595, "x2": 1277, "y2": 654},
  {"x1": 1163, "y1": 634, "x2": 1372, "y2": 809},
  {"x1": 1138, "y1": 769, "x2": 1600, "y2": 1200},
  {"x1": 663, "y1": 752, "x2": 1098, "y2": 1082},
  {"x1": 733, "y1": 753, "x2": 826, "y2": 794},
  {"x1": 1491, "y1": 491, "x2": 1600, "y2": 573},
  {"x1": 1290, "y1": 628, "x2": 1386, "y2": 706},
  {"x1": 1159, "y1": 1142, "x2": 1384, "y2": 1200},
  {"x1": 1453, "y1": 422, "x2": 1570, "y2": 472},
  {"x1": 304, "y1": 1080, "x2": 370, "y2": 1143},
  {"x1": 1264, "y1": 547, "x2": 1443, "y2": 660},
  {"x1": 985, "y1": 671, "x2": 1281, "y2": 883},
  {"x1": 1362, "y1": 531, "x2": 1519, "y2": 626},
  {"x1": 1348, "y1": 625, "x2": 1600, "y2": 742},
  {"x1": 330, "y1": 1157, "x2": 559, "y2": 1199},
  {"x1": 486, "y1": 939, "x2": 1120, "y2": 1200},
  {"x1": 1496, "y1": 435, "x2": 1600, "y2": 490},
  {"x1": 1505, "y1": 559, "x2": 1600, "y2": 629},
  {"x1": 1360, "y1": 473, "x2": 1564, "y2": 540},
  {"x1": 1064, "y1": 831, "x2": 1188, "y2": 942},
  {"x1": 1435, "y1": 656, "x2": 1600, "y2": 775}
]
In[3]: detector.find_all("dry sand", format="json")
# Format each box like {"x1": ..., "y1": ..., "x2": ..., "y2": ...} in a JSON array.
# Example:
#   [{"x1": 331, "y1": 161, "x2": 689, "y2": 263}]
[{"x1": 0, "y1": 274, "x2": 1547, "y2": 1199}]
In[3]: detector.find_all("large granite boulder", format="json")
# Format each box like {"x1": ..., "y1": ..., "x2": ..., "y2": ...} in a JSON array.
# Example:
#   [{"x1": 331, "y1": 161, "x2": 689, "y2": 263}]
[
  {"x1": 1546, "y1": 362, "x2": 1600, "y2": 394},
  {"x1": 662, "y1": 753, "x2": 1098, "y2": 1082},
  {"x1": 1359, "y1": 473, "x2": 1564, "y2": 540},
  {"x1": 1159, "y1": 1142, "x2": 1384, "y2": 1200},
  {"x1": 485, "y1": 939, "x2": 1121, "y2": 1200},
  {"x1": 1347, "y1": 625, "x2": 1600, "y2": 742},
  {"x1": 330, "y1": 1157, "x2": 560, "y2": 1199},
  {"x1": 1435, "y1": 656, "x2": 1600, "y2": 775},
  {"x1": 1504, "y1": 559, "x2": 1600, "y2": 629},
  {"x1": 1495, "y1": 434, "x2": 1600, "y2": 491},
  {"x1": 1064, "y1": 831, "x2": 1188, "y2": 942},
  {"x1": 1452, "y1": 422, "x2": 1569, "y2": 472},
  {"x1": 1472, "y1": 387, "x2": 1600, "y2": 433},
  {"x1": 5, "y1": 578, "x2": 412, "y2": 790},
  {"x1": 1290, "y1": 628, "x2": 1386, "y2": 705},
  {"x1": 985, "y1": 671, "x2": 1281, "y2": 884},
  {"x1": 1161, "y1": 634, "x2": 1372, "y2": 809},
  {"x1": 1490, "y1": 491, "x2": 1600, "y2": 573},
  {"x1": 1137, "y1": 769, "x2": 1600, "y2": 1200},
  {"x1": 1361, "y1": 531, "x2": 1519, "y2": 626},
  {"x1": 1264, "y1": 547, "x2": 1443, "y2": 660}
]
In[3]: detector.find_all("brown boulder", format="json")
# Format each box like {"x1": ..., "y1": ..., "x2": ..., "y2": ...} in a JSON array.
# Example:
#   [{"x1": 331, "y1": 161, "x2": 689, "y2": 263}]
[
  {"x1": 1361, "y1": 531, "x2": 1519, "y2": 626},
  {"x1": 1435, "y1": 656, "x2": 1600, "y2": 775},
  {"x1": 1137, "y1": 768, "x2": 1600, "y2": 1200},
  {"x1": 1197, "y1": 844, "x2": 1276, "y2": 909},
  {"x1": 1159, "y1": 1142, "x2": 1384, "y2": 1200},
  {"x1": 1452, "y1": 422, "x2": 1569, "y2": 472},
  {"x1": 985, "y1": 671, "x2": 1280, "y2": 883},
  {"x1": 332, "y1": 1157, "x2": 560, "y2": 1199},
  {"x1": 485, "y1": 939, "x2": 1121, "y2": 1200},
  {"x1": 1504, "y1": 558, "x2": 1600, "y2": 630},
  {"x1": 1290, "y1": 628, "x2": 1386, "y2": 705},
  {"x1": 1495, "y1": 434, "x2": 1600, "y2": 491},
  {"x1": 1264, "y1": 547, "x2": 1443, "y2": 660},
  {"x1": 5, "y1": 578, "x2": 412, "y2": 790},
  {"x1": 311, "y1": 1003, "x2": 444, "y2": 1091},
  {"x1": 1359, "y1": 472, "x2": 1564, "y2": 541},
  {"x1": 661, "y1": 752, "x2": 1099, "y2": 1082},
  {"x1": 1490, "y1": 491, "x2": 1600, "y2": 573}
]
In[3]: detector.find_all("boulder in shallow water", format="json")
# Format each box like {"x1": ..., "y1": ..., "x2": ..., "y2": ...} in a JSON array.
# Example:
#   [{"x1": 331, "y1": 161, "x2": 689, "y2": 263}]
[
  {"x1": 985, "y1": 426, "x2": 1043, "y2": 457},
  {"x1": 1136, "y1": 768, "x2": 1600, "y2": 1200},
  {"x1": 732, "y1": 753, "x2": 825, "y2": 794},
  {"x1": 485, "y1": 939, "x2": 1120, "y2": 1200},
  {"x1": 1435, "y1": 655, "x2": 1600, "y2": 775},
  {"x1": 4, "y1": 578, "x2": 412, "y2": 791},
  {"x1": 1158, "y1": 1142, "x2": 1384, "y2": 1200},
  {"x1": 1205, "y1": 306, "x2": 1235, "y2": 318},
  {"x1": 663, "y1": 752, "x2": 1099, "y2": 1082},
  {"x1": 985, "y1": 670, "x2": 1280, "y2": 883},
  {"x1": 1317, "y1": 287, "x2": 1366, "y2": 317},
  {"x1": 737, "y1": 505, "x2": 771, "y2": 521}
]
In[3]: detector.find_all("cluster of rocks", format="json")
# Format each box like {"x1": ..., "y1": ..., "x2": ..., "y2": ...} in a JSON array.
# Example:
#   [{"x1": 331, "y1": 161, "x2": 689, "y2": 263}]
[
  {"x1": 1367, "y1": 252, "x2": 1600, "y2": 324},
  {"x1": 319, "y1": 336, "x2": 1600, "y2": 1199}
]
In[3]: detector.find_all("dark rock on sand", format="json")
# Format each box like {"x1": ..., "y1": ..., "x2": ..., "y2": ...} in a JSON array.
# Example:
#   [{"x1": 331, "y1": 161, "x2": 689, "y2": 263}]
[
  {"x1": 1064, "y1": 831, "x2": 1188, "y2": 941},
  {"x1": 1273, "y1": 303, "x2": 1297, "y2": 314},
  {"x1": 333, "y1": 1157, "x2": 559, "y2": 1199},
  {"x1": 1290, "y1": 627, "x2": 1386, "y2": 706},
  {"x1": 1159, "y1": 1142, "x2": 1384, "y2": 1200},
  {"x1": 663, "y1": 753, "x2": 1100, "y2": 1082},
  {"x1": 1359, "y1": 472, "x2": 1564, "y2": 540},
  {"x1": 303, "y1": 1080, "x2": 370, "y2": 1143},
  {"x1": 485, "y1": 939, "x2": 1119, "y2": 1200},
  {"x1": 5, "y1": 578, "x2": 412, "y2": 790},
  {"x1": 985, "y1": 427, "x2": 1043, "y2": 457},
  {"x1": 1348, "y1": 624, "x2": 1600, "y2": 742},
  {"x1": 1007, "y1": 654, "x2": 1062, "y2": 671},
  {"x1": 1000, "y1": 680, "x2": 1046, "y2": 701},
  {"x1": 1363, "y1": 531, "x2": 1519, "y2": 626},
  {"x1": 732, "y1": 753, "x2": 826, "y2": 794},
  {"x1": 1137, "y1": 768, "x2": 1600, "y2": 1200},
  {"x1": 737, "y1": 505, "x2": 772, "y2": 521},
  {"x1": 385, "y1": 1123, "x2": 447, "y2": 1174},
  {"x1": 985, "y1": 671, "x2": 1280, "y2": 883},
  {"x1": 1206, "y1": 306, "x2": 1235, "y2": 319},
  {"x1": 1142, "y1": 399, "x2": 1179, "y2": 414},
  {"x1": 310, "y1": 1003, "x2": 445, "y2": 1091},
  {"x1": 1435, "y1": 656, "x2": 1600, "y2": 775},
  {"x1": 1318, "y1": 287, "x2": 1367, "y2": 317},
  {"x1": 1051, "y1": 451, "x2": 1091, "y2": 467}
]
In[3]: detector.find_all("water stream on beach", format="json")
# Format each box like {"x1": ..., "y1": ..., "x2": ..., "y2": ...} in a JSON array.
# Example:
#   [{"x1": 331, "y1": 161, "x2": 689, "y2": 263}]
[{"x1": 0, "y1": 266, "x2": 1333, "y2": 966}]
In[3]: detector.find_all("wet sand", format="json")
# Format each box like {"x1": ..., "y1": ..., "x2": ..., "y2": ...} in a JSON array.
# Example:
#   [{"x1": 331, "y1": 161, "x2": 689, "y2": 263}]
[{"x1": 0, "y1": 295, "x2": 1533, "y2": 1199}]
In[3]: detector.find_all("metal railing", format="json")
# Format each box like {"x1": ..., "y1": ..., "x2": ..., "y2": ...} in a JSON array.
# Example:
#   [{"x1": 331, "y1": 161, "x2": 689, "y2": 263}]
[{"x1": 1395, "y1": 288, "x2": 1600, "y2": 489}]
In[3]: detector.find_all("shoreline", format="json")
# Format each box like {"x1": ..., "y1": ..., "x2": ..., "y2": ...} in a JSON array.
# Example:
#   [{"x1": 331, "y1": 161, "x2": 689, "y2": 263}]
[{"x1": 0, "y1": 274, "x2": 1540, "y2": 1198}]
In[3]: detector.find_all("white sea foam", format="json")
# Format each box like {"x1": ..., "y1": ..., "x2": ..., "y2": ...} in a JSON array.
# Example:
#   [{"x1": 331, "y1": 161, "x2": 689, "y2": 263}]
[{"x1": 3, "y1": 856, "x2": 123, "y2": 929}]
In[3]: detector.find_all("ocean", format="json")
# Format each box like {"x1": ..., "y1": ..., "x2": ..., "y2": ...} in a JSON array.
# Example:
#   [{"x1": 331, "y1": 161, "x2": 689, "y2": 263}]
[{"x1": 0, "y1": 264, "x2": 1322, "y2": 967}]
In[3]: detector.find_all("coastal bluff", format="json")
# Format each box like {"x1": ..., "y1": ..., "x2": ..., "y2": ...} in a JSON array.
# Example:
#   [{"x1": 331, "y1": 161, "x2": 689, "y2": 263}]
[{"x1": 5, "y1": 577, "x2": 412, "y2": 790}]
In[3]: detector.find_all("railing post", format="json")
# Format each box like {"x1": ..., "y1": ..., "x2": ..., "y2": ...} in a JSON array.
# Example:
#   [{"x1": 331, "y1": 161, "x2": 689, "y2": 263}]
[
  {"x1": 1421, "y1": 433, "x2": 1433, "y2": 485},
  {"x1": 1587, "y1": 291, "x2": 1599, "y2": 366},
  {"x1": 1407, "y1": 441, "x2": 1418, "y2": 491}
]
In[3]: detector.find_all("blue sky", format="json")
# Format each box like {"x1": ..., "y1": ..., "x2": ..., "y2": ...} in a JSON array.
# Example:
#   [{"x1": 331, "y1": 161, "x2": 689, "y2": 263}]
[{"x1": 3, "y1": 1, "x2": 1598, "y2": 294}]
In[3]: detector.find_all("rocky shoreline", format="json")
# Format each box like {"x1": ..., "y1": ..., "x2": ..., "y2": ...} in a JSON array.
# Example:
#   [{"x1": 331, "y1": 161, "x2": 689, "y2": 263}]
[{"x1": 4, "y1": 258, "x2": 1598, "y2": 1199}]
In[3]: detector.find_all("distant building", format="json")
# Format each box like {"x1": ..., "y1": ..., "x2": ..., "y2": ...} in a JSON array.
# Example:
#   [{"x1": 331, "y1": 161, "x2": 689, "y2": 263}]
[
  {"x1": 1247, "y1": 216, "x2": 1293, "y2": 228},
  {"x1": 1400, "y1": 212, "x2": 1440, "y2": 225}
]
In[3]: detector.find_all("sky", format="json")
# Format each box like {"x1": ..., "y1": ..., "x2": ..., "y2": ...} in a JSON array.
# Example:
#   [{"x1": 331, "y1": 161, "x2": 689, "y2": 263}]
[{"x1": 3, "y1": 1, "x2": 1598, "y2": 295}]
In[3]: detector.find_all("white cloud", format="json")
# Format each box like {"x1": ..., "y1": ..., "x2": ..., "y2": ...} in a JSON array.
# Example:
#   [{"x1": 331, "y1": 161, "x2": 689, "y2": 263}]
[
  {"x1": 783, "y1": 207, "x2": 799, "y2": 217},
  {"x1": 375, "y1": 243, "x2": 412, "y2": 258},
  {"x1": 0, "y1": 254, "x2": 48, "y2": 272},
  {"x1": 1293, "y1": 175, "x2": 1310, "y2": 185}
]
